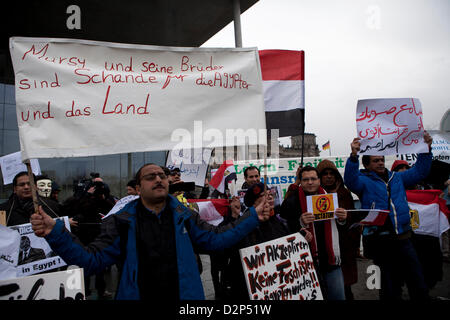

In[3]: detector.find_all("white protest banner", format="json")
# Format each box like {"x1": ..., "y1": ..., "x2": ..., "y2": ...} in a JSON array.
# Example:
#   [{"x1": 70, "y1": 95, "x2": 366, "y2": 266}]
[
  {"x1": 397, "y1": 130, "x2": 450, "y2": 165},
  {"x1": 0, "y1": 151, "x2": 41, "y2": 185},
  {"x1": 166, "y1": 148, "x2": 212, "y2": 186},
  {"x1": 10, "y1": 37, "x2": 266, "y2": 161},
  {"x1": 239, "y1": 233, "x2": 323, "y2": 300},
  {"x1": 0, "y1": 224, "x2": 20, "y2": 280},
  {"x1": 0, "y1": 267, "x2": 85, "y2": 300},
  {"x1": 430, "y1": 131, "x2": 450, "y2": 163},
  {"x1": 8, "y1": 216, "x2": 71, "y2": 277},
  {"x1": 356, "y1": 98, "x2": 428, "y2": 155}
]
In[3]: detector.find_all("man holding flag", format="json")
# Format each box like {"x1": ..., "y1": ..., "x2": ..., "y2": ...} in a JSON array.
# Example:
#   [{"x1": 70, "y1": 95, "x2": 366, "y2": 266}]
[{"x1": 344, "y1": 132, "x2": 433, "y2": 300}]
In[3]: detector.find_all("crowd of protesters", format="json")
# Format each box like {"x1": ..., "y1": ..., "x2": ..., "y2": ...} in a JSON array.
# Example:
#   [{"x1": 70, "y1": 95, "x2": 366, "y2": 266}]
[{"x1": 2, "y1": 132, "x2": 449, "y2": 301}]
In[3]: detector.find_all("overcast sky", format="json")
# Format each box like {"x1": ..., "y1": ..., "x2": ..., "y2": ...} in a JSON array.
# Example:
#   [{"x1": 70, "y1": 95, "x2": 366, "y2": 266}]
[{"x1": 202, "y1": 0, "x2": 450, "y2": 156}]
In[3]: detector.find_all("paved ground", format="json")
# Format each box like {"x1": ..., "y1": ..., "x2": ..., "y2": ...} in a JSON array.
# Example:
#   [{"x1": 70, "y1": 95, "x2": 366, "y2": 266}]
[{"x1": 86, "y1": 254, "x2": 450, "y2": 300}]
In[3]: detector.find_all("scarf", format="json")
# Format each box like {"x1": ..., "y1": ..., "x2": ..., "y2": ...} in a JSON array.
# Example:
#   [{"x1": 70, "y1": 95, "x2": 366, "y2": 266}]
[{"x1": 298, "y1": 186, "x2": 341, "y2": 266}]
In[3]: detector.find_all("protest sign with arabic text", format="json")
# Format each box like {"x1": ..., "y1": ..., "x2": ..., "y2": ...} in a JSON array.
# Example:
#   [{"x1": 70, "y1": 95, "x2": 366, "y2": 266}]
[{"x1": 356, "y1": 98, "x2": 428, "y2": 155}]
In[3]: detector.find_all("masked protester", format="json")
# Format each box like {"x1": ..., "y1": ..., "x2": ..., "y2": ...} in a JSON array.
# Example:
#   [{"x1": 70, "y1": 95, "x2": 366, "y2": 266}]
[{"x1": 0, "y1": 172, "x2": 61, "y2": 226}]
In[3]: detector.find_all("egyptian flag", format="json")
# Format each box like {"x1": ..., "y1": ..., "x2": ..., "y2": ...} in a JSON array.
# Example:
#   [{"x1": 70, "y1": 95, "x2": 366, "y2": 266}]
[
  {"x1": 209, "y1": 160, "x2": 237, "y2": 194},
  {"x1": 407, "y1": 189, "x2": 450, "y2": 238},
  {"x1": 187, "y1": 199, "x2": 229, "y2": 226},
  {"x1": 259, "y1": 49, "x2": 304, "y2": 137},
  {"x1": 359, "y1": 210, "x2": 389, "y2": 226}
]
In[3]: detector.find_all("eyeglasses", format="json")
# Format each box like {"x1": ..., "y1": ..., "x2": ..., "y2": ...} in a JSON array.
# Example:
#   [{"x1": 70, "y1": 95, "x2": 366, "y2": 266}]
[
  {"x1": 170, "y1": 171, "x2": 181, "y2": 176},
  {"x1": 141, "y1": 173, "x2": 168, "y2": 181},
  {"x1": 301, "y1": 177, "x2": 319, "y2": 183},
  {"x1": 16, "y1": 182, "x2": 31, "y2": 187}
]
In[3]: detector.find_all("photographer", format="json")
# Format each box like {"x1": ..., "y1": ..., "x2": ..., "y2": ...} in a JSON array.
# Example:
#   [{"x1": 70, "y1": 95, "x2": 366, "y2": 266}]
[{"x1": 62, "y1": 173, "x2": 116, "y2": 299}]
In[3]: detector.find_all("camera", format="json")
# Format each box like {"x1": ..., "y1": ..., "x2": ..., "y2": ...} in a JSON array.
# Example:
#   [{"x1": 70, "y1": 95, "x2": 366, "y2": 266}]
[{"x1": 169, "y1": 182, "x2": 195, "y2": 194}]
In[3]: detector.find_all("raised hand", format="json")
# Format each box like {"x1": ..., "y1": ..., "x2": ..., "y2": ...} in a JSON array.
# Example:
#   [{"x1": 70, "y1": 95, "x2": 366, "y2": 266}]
[{"x1": 31, "y1": 206, "x2": 56, "y2": 237}]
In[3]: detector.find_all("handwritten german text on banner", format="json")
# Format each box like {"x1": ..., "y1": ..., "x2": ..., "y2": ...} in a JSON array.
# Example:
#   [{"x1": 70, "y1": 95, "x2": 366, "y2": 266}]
[{"x1": 9, "y1": 37, "x2": 266, "y2": 160}]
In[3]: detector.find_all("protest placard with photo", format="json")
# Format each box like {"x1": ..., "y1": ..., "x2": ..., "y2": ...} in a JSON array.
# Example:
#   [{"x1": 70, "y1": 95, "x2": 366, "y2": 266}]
[
  {"x1": 7, "y1": 216, "x2": 71, "y2": 277},
  {"x1": 239, "y1": 233, "x2": 323, "y2": 300},
  {"x1": 0, "y1": 267, "x2": 85, "y2": 300},
  {"x1": 356, "y1": 98, "x2": 428, "y2": 155}
]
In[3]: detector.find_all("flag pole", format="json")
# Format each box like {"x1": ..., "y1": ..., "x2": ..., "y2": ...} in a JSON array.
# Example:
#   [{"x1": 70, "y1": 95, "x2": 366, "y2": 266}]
[
  {"x1": 329, "y1": 142, "x2": 331, "y2": 157},
  {"x1": 300, "y1": 110, "x2": 305, "y2": 167}
]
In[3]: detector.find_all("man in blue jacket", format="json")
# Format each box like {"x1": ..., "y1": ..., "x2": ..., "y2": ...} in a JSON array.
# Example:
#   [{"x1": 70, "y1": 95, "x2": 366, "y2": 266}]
[
  {"x1": 31, "y1": 163, "x2": 270, "y2": 300},
  {"x1": 344, "y1": 132, "x2": 433, "y2": 300}
]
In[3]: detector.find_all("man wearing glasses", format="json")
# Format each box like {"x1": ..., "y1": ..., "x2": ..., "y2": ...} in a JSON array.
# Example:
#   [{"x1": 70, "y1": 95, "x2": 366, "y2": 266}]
[
  {"x1": 280, "y1": 166, "x2": 348, "y2": 300},
  {"x1": 0, "y1": 171, "x2": 61, "y2": 226},
  {"x1": 31, "y1": 163, "x2": 271, "y2": 300}
]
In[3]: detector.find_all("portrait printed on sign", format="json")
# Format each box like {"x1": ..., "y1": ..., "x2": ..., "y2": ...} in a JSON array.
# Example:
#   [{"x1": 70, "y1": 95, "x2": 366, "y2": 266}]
[
  {"x1": 306, "y1": 193, "x2": 339, "y2": 221},
  {"x1": 9, "y1": 216, "x2": 71, "y2": 277},
  {"x1": 356, "y1": 98, "x2": 428, "y2": 155},
  {"x1": 239, "y1": 233, "x2": 323, "y2": 300}
]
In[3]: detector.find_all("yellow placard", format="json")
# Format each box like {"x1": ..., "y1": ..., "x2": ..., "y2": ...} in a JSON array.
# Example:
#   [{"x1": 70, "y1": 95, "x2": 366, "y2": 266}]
[{"x1": 311, "y1": 194, "x2": 335, "y2": 214}]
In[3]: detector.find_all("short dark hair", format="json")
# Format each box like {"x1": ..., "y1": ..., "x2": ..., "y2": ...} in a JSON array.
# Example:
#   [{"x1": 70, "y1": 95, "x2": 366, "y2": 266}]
[
  {"x1": 244, "y1": 166, "x2": 260, "y2": 178},
  {"x1": 13, "y1": 171, "x2": 36, "y2": 187},
  {"x1": 362, "y1": 155, "x2": 385, "y2": 168},
  {"x1": 135, "y1": 163, "x2": 158, "y2": 185},
  {"x1": 299, "y1": 166, "x2": 319, "y2": 180},
  {"x1": 127, "y1": 179, "x2": 137, "y2": 188}
]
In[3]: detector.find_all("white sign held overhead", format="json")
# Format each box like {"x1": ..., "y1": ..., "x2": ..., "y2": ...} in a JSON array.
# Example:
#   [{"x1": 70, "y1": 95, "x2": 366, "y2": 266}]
[
  {"x1": 0, "y1": 151, "x2": 41, "y2": 185},
  {"x1": 356, "y1": 98, "x2": 428, "y2": 155},
  {"x1": 166, "y1": 148, "x2": 212, "y2": 186},
  {"x1": 9, "y1": 37, "x2": 266, "y2": 161}
]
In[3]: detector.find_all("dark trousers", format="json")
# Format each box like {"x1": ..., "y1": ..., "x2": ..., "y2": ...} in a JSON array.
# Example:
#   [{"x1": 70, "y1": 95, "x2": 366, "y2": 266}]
[{"x1": 374, "y1": 236, "x2": 429, "y2": 300}]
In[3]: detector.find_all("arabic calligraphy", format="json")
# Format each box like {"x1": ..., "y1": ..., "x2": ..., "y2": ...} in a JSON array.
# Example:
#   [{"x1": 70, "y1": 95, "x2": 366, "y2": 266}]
[{"x1": 356, "y1": 98, "x2": 427, "y2": 155}]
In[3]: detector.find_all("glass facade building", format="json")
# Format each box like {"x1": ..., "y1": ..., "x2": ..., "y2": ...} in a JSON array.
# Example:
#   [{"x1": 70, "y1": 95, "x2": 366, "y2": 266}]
[{"x1": 0, "y1": 83, "x2": 166, "y2": 203}]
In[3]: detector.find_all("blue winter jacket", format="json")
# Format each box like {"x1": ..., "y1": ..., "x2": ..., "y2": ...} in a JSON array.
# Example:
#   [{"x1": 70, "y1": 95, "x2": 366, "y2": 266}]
[
  {"x1": 344, "y1": 152, "x2": 432, "y2": 235},
  {"x1": 45, "y1": 195, "x2": 260, "y2": 300}
]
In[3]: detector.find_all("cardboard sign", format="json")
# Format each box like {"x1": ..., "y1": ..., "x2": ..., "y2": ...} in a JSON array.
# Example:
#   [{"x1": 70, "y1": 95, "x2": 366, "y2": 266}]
[
  {"x1": 0, "y1": 267, "x2": 85, "y2": 300},
  {"x1": 356, "y1": 98, "x2": 428, "y2": 155},
  {"x1": 239, "y1": 233, "x2": 323, "y2": 300},
  {"x1": 6, "y1": 217, "x2": 71, "y2": 277},
  {"x1": 0, "y1": 151, "x2": 41, "y2": 185},
  {"x1": 10, "y1": 37, "x2": 266, "y2": 161},
  {"x1": 166, "y1": 148, "x2": 212, "y2": 186},
  {"x1": 306, "y1": 193, "x2": 338, "y2": 221}
]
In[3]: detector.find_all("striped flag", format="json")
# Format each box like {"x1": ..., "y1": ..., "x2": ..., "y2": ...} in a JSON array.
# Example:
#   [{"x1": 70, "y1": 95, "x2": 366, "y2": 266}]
[
  {"x1": 407, "y1": 189, "x2": 450, "y2": 238},
  {"x1": 187, "y1": 199, "x2": 229, "y2": 226},
  {"x1": 259, "y1": 50, "x2": 304, "y2": 137},
  {"x1": 209, "y1": 160, "x2": 237, "y2": 194},
  {"x1": 322, "y1": 141, "x2": 330, "y2": 151}
]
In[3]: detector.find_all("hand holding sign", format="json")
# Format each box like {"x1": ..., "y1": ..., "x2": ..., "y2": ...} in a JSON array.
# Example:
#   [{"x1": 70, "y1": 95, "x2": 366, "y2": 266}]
[
  {"x1": 334, "y1": 207, "x2": 347, "y2": 222},
  {"x1": 351, "y1": 137, "x2": 361, "y2": 156},
  {"x1": 301, "y1": 212, "x2": 315, "y2": 226},
  {"x1": 30, "y1": 206, "x2": 56, "y2": 237}
]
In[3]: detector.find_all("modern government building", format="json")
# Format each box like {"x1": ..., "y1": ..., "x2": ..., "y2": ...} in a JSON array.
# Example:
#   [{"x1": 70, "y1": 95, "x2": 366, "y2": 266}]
[{"x1": 0, "y1": 0, "x2": 260, "y2": 202}]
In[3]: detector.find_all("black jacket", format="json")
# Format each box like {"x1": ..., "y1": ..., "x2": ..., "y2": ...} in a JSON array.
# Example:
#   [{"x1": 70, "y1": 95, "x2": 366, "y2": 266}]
[{"x1": 0, "y1": 194, "x2": 61, "y2": 226}]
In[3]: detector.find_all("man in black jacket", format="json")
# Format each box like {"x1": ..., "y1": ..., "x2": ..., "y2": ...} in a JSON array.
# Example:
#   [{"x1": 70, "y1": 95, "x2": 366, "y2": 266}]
[{"x1": 0, "y1": 171, "x2": 61, "y2": 226}]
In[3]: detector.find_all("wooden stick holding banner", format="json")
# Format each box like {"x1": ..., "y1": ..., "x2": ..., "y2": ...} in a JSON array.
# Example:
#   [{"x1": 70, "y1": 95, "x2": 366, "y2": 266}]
[{"x1": 25, "y1": 160, "x2": 39, "y2": 213}]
